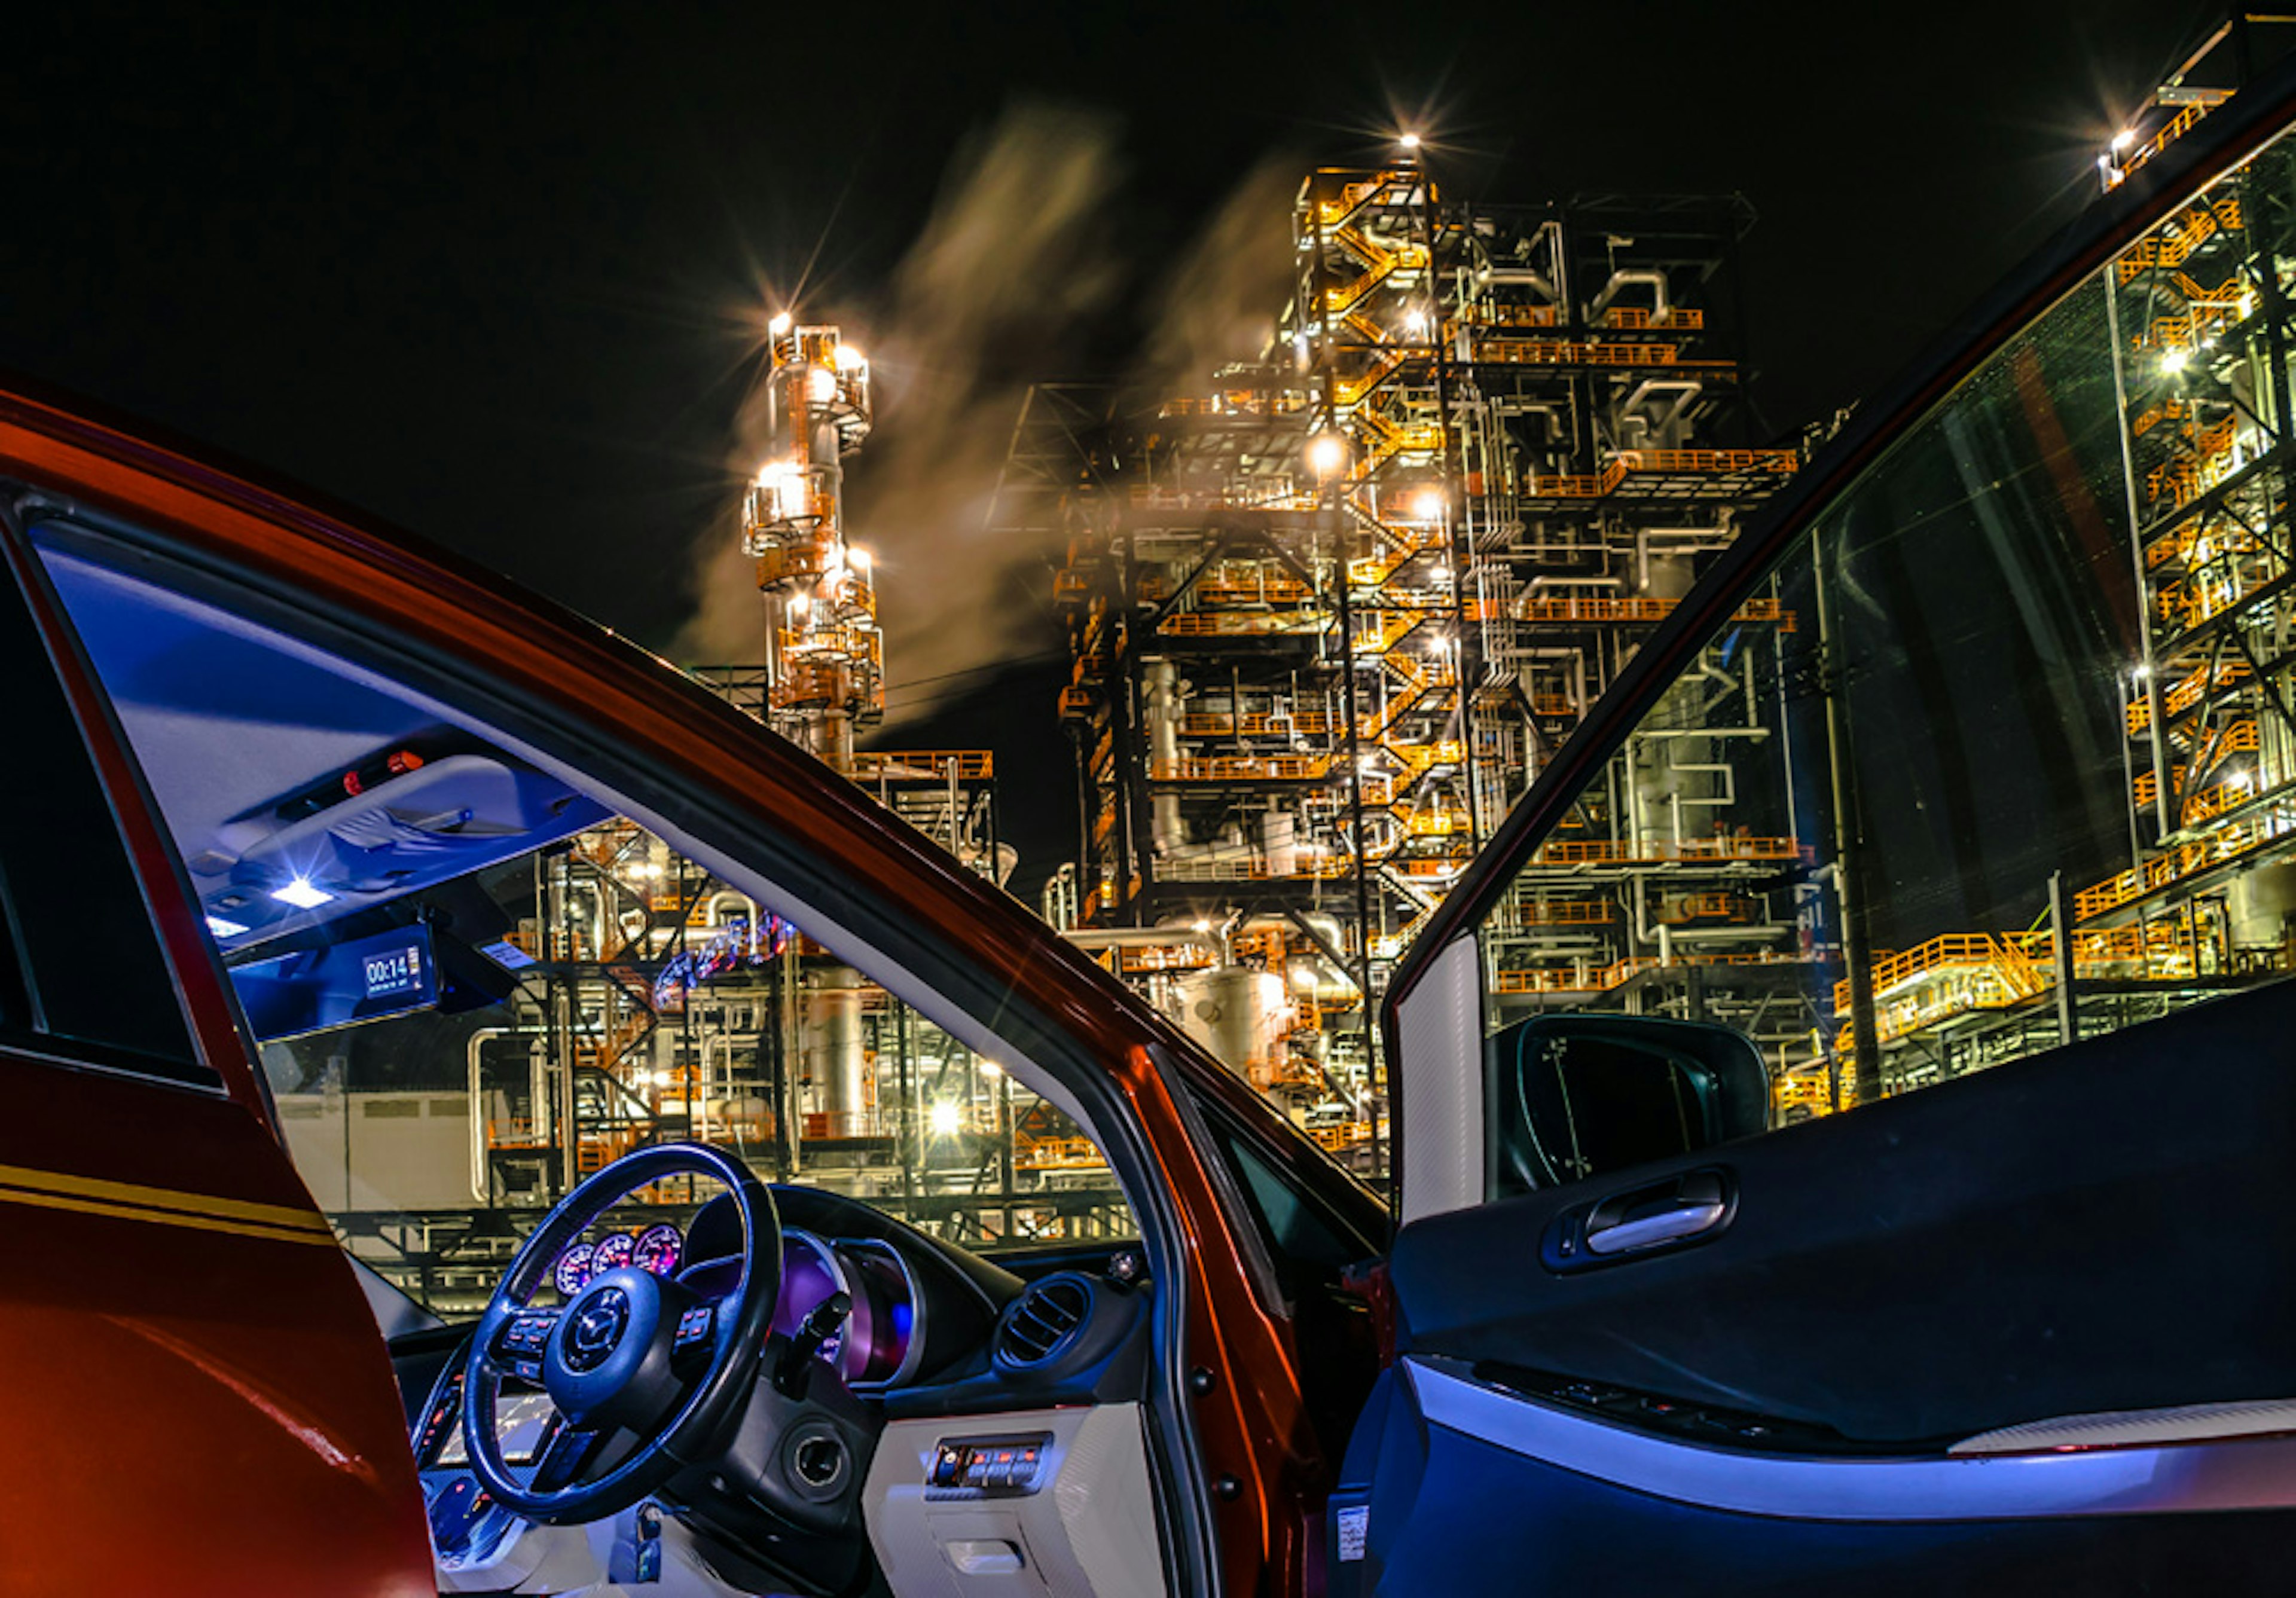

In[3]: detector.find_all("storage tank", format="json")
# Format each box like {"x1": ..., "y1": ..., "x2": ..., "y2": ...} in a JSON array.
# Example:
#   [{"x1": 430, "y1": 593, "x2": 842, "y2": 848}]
[
  {"x1": 1171, "y1": 965, "x2": 1290, "y2": 1088},
  {"x1": 801, "y1": 965, "x2": 871, "y2": 1137}
]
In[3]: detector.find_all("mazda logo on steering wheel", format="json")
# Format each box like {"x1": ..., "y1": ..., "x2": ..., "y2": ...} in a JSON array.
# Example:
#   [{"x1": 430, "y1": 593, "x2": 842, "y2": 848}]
[{"x1": 563, "y1": 1286, "x2": 630, "y2": 1372}]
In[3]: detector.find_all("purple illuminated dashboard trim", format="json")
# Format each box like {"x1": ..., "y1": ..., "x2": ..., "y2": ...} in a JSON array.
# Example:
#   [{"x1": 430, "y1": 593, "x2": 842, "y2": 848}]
[
  {"x1": 770, "y1": 1229, "x2": 921, "y2": 1391},
  {"x1": 1407, "y1": 1356, "x2": 2296, "y2": 1522},
  {"x1": 839, "y1": 1236, "x2": 924, "y2": 1390}
]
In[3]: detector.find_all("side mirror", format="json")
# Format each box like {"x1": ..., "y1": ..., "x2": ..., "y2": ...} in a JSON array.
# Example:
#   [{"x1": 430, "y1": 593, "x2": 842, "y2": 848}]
[{"x1": 1488, "y1": 1014, "x2": 1770, "y2": 1193}]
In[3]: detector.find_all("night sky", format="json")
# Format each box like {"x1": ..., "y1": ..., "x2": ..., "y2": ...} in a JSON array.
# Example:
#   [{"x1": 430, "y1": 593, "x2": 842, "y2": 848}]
[{"x1": 3, "y1": 1, "x2": 2221, "y2": 894}]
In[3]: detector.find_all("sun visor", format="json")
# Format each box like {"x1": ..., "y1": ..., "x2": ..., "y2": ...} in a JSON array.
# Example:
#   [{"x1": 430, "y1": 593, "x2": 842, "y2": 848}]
[{"x1": 202, "y1": 751, "x2": 611, "y2": 947}]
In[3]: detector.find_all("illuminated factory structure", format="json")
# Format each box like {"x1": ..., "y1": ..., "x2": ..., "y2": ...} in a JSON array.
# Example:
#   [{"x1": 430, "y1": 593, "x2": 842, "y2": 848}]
[
  {"x1": 738, "y1": 313, "x2": 884, "y2": 773},
  {"x1": 694, "y1": 313, "x2": 1007, "y2": 884},
  {"x1": 1019, "y1": 158, "x2": 1800, "y2": 1164},
  {"x1": 1809, "y1": 20, "x2": 2296, "y2": 1107}
]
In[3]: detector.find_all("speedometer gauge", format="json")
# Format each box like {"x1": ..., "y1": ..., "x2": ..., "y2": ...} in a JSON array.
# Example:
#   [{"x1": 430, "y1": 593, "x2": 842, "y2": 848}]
[
  {"x1": 632, "y1": 1223, "x2": 682, "y2": 1276},
  {"x1": 593, "y1": 1232, "x2": 637, "y2": 1274},
  {"x1": 552, "y1": 1242, "x2": 597, "y2": 1298}
]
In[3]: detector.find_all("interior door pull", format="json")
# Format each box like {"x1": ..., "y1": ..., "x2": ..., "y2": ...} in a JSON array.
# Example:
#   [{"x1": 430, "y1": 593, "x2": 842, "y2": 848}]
[{"x1": 1583, "y1": 1170, "x2": 1730, "y2": 1257}]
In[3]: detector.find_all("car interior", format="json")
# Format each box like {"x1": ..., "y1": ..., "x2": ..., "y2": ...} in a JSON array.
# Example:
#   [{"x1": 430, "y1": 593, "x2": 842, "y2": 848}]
[{"x1": 28, "y1": 521, "x2": 1242, "y2": 1597}]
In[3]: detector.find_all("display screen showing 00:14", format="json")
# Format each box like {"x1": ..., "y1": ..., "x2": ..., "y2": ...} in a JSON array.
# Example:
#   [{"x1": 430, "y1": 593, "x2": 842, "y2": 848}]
[{"x1": 362, "y1": 943, "x2": 424, "y2": 1000}]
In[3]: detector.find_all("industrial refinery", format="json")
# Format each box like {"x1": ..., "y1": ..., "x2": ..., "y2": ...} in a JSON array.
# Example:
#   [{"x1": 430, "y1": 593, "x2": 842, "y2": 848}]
[
  {"x1": 307, "y1": 156, "x2": 1819, "y2": 1303},
  {"x1": 287, "y1": 39, "x2": 2296, "y2": 1312},
  {"x1": 1018, "y1": 160, "x2": 1799, "y2": 1162}
]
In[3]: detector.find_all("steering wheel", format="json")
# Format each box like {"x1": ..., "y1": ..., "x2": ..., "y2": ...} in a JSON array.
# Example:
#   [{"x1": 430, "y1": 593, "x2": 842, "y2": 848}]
[{"x1": 462, "y1": 1142, "x2": 781, "y2": 1524}]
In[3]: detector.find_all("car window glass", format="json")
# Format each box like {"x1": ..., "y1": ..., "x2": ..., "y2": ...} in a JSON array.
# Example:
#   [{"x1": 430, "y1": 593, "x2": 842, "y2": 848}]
[
  {"x1": 1473, "y1": 117, "x2": 2296, "y2": 1187},
  {"x1": 0, "y1": 516, "x2": 207, "y2": 1083},
  {"x1": 1202, "y1": 1111, "x2": 1371, "y2": 1274},
  {"x1": 29, "y1": 527, "x2": 1131, "y2": 1315}
]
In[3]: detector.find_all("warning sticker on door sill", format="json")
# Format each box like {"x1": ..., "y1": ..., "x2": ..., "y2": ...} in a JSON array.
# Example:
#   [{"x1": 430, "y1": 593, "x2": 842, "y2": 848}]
[{"x1": 1336, "y1": 1504, "x2": 1369, "y2": 1562}]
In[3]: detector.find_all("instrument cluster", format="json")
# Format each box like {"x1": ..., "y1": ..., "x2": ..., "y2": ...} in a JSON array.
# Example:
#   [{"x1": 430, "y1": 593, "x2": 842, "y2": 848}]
[
  {"x1": 552, "y1": 1221, "x2": 683, "y2": 1297},
  {"x1": 548, "y1": 1223, "x2": 920, "y2": 1391}
]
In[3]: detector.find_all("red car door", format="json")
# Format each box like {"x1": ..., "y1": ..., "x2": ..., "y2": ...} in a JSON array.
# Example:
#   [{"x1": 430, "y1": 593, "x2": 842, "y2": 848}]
[{"x1": 0, "y1": 485, "x2": 431, "y2": 1593}]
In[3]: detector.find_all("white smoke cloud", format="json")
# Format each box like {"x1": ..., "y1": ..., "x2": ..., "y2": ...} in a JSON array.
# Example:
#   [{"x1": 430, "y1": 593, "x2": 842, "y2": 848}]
[
  {"x1": 1131, "y1": 151, "x2": 1300, "y2": 404},
  {"x1": 673, "y1": 108, "x2": 1301, "y2": 731},
  {"x1": 674, "y1": 103, "x2": 1126, "y2": 709}
]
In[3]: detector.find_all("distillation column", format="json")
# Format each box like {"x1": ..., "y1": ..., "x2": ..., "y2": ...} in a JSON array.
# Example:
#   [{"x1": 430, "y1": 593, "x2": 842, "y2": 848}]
[{"x1": 743, "y1": 316, "x2": 884, "y2": 772}]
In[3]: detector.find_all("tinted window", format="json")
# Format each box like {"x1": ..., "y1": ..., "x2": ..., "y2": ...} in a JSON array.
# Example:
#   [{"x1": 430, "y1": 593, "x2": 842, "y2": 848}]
[
  {"x1": 1201, "y1": 1108, "x2": 1377, "y2": 1275},
  {"x1": 1471, "y1": 117, "x2": 2296, "y2": 1176},
  {"x1": 0, "y1": 520, "x2": 206, "y2": 1082}
]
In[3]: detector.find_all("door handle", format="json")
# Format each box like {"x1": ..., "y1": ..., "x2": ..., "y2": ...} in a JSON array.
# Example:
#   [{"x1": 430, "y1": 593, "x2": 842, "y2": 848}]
[{"x1": 1583, "y1": 1169, "x2": 1730, "y2": 1257}]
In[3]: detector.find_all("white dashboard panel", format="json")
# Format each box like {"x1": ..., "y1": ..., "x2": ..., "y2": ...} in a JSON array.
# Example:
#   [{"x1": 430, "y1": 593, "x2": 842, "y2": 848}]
[{"x1": 865, "y1": 1404, "x2": 1167, "y2": 1598}]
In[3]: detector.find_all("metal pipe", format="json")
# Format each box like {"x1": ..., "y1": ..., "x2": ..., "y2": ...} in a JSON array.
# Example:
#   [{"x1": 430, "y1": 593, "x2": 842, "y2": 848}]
[
  {"x1": 1524, "y1": 575, "x2": 1624, "y2": 592},
  {"x1": 2050, "y1": 871, "x2": 2080, "y2": 1047},
  {"x1": 2103, "y1": 270, "x2": 2175, "y2": 839},
  {"x1": 1586, "y1": 267, "x2": 1671, "y2": 323},
  {"x1": 1812, "y1": 523, "x2": 1884, "y2": 1101},
  {"x1": 1144, "y1": 658, "x2": 1186, "y2": 854},
  {"x1": 1634, "y1": 525, "x2": 1734, "y2": 591},
  {"x1": 703, "y1": 890, "x2": 760, "y2": 929},
  {"x1": 1062, "y1": 926, "x2": 1223, "y2": 958},
  {"x1": 465, "y1": 1028, "x2": 512, "y2": 1203},
  {"x1": 1472, "y1": 265, "x2": 1558, "y2": 296},
  {"x1": 1666, "y1": 923, "x2": 1792, "y2": 943},
  {"x1": 1670, "y1": 760, "x2": 1739, "y2": 808}
]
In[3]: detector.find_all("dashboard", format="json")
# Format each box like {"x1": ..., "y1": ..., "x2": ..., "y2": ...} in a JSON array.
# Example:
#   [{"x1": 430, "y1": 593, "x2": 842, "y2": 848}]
[
  {"x1": 405, "y1": 1187, "x2": 1153, "y2": 1594},
  {"x1": 419, "y1": 1218, "x2": 933, "y2": 1481}
]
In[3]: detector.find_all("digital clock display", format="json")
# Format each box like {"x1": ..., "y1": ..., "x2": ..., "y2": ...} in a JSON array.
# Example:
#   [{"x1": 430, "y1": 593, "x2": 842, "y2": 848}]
[
  {"x1": 362, "y1": 942, "x2": 426, "y2": 1000},
  {"x1": 231, "y1": 923, "x2": 439, "y2": 1041}
]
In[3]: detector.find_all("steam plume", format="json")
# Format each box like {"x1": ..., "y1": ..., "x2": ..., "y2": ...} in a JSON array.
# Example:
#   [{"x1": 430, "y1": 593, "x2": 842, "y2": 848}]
[
  {"x1": 674, "y1": 110, "x2": 1301, "y2": 731},
  {"x1": 676, "y1": 103, "x2": 1126, "y2": 710}
]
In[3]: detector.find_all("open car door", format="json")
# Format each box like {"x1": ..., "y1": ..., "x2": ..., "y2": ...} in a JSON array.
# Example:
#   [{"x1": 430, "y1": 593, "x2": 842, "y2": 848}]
[
  {"x1": 0, "y1": 408, "x2": 432, "y2": 1593},
  {"x1": 1336, "y1": 63, "x2": 2296, "y2": 1596}
]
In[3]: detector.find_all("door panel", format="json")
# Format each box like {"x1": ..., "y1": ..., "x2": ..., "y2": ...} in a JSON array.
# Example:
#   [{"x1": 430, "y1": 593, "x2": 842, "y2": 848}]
[
  {"x1": 1332, "y1": 983, "x2": 2296, "y2": 1590},
  {"x1": 1395, "y1": 985, "x2": 2296, "y2": 1441},
  {"x1": 0, "y1": 1053, "x2": 436, "y2": 1596}
]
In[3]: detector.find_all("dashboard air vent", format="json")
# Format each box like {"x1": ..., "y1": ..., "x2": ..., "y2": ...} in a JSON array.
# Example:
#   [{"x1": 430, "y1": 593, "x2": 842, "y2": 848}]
[{"x1": 996, "y1": 1273, "x2": 1095, "y2": 1369}]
